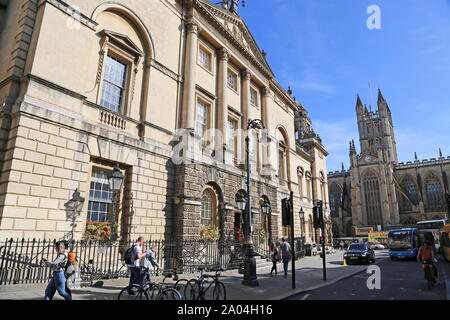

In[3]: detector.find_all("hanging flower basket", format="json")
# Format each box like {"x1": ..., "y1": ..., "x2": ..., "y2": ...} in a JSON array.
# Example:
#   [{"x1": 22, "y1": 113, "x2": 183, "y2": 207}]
[
  {"x1": 83, "y1": 221, "x2": 117, "y2": 241},
  {"x1": 200, "y1": 225, "x2": 220, "y2": 241}
]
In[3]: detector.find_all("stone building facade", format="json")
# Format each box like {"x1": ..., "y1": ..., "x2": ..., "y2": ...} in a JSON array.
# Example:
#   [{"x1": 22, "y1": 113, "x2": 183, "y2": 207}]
[
  {"x1": 0, "y1": 0, "x2": 330, "y2": 244},
  {"x1": 328, "y1": 90, "x2": 450, "y2": 237}
]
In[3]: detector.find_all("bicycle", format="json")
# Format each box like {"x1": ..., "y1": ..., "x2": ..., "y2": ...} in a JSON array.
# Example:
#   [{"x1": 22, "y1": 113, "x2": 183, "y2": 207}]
[
  {"x1": 422, "y1": 260, "x2": 437, "y2": 290},
  {"x1": 117, "y1": 269, "x2": 182, "y2": 300},
  {"x1": 184, "y1": 267, "x2": 226, "y2": 300}
]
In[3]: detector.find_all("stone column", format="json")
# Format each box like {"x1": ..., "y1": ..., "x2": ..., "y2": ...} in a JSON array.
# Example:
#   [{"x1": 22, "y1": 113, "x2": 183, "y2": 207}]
[
  {"x1": 182, "y1": 21, "x2": 199, "y2": 130},
  {"x1": 217, "y1": 48, "x2": 229, "y2": 164},
  {"x1": 241, "y1": 69, "x2": 251, "y2": 165}
]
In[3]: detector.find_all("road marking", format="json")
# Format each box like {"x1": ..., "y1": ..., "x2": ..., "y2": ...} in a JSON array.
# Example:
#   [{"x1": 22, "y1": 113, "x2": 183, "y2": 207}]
[{"x1": 301, "y1": 294, "x2": 309, "y2": 300}]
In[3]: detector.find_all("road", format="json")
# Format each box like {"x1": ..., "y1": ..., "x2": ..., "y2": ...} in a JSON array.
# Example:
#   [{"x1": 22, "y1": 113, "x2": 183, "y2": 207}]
[{"x1": 287, "y1": 250, "x2": 448, "y2": 300}]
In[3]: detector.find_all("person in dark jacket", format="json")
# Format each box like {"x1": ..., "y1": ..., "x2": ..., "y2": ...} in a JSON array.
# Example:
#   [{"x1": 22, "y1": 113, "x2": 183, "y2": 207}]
[{"x1": 269, "y1": 242, "x2": 279, "y2": 276}]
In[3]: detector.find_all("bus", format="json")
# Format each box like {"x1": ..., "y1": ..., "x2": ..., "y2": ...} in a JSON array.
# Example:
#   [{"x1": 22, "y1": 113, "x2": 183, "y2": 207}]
[
  {"x1": 440, "y1": 225, "x2": 450, "y2": 262},
  {"x1": 417, "y1": 219, "x2": 449, "y2": 249},
  {"x1": 388, "y1": 228, "x2": 421, "y2": 260}
]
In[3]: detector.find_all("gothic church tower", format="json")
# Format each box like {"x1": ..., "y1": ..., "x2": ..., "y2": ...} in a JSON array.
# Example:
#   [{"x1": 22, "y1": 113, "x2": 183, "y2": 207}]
[{"x1": 350, "y1": 90, "x2": 400, "y2": 228}]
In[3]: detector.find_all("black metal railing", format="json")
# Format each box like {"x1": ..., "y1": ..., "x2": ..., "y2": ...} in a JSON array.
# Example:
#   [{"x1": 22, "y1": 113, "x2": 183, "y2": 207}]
[{"x1": 0, "y1": 236, "x2": 270, "y2": 286}]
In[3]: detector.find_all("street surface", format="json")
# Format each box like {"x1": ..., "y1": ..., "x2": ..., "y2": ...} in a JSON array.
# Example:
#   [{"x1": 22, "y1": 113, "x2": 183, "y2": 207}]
[{"x1": 287, "y1": 250, "x2": 449, "y2": 300}]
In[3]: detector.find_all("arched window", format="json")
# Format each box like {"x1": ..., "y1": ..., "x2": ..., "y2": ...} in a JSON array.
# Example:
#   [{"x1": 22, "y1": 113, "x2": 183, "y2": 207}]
[
  {"x1": 319, "y1": 172, "x2": 326, "y2": 205},
  {"x1": 329, "y1": 183, "x2": 342, "y2": 218},
  {"x1": 201, "y1": 188, "x2": 218, "y2": 226},
  {"x1": 363, "y1": 171, "x2": 382, "y2": 225},
  {"x1": 305, "y1": 171, "x2": 312, "y2": 201},
  {"x1": 424, "y1": 174, "x2": 445, "y2": 211},
  {"x1": 277, "y1": 127, "x2": 290, "y2": 184},
  {"x1": 399, "y1": 175, "x2": 419, "y2": 213},
  {"x1": 297, "y1": 167, "x2": 304, "y2": 197}
]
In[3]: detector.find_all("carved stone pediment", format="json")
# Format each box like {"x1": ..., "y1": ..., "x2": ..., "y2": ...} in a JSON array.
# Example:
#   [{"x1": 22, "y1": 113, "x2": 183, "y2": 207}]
[
  {"x1": 196, "y1": 0, "x2": 273, "y2": 78},
  {"x1": 99, "y1": 30, "x2": 144, "y2": 58}
]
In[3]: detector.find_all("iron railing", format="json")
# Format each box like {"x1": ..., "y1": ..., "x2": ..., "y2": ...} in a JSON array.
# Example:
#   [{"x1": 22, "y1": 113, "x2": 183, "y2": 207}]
[{"x1": 0, "y1": 236, "x2": 271, "y2": 286}]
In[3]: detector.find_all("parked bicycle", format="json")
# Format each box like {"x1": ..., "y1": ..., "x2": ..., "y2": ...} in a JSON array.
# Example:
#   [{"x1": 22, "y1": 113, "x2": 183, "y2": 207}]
[
  {"x1": 184, "y1": 267, "x2": 226, "y2": 300},
  {"x1": 118, "y1": 269, "x2": 182, "y2": 300}
]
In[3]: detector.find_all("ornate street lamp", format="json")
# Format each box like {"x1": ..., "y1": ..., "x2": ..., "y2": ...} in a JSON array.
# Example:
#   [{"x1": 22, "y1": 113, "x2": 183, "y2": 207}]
[
  {"x1": 242, "y1": 119, "x2": 265, "y2": 287},
  {"x1": 260, "y1": 200, "x2": 271, "y2": 246},
  {"x1": 236, "y1": 195, "x2": 247, "y2": 211},
  {"x1": 64, "y1": 189, "x2": 85, "y2": 247},
  {"x1": 108, "y1": 164, "x2": 124, "y2": 241}
]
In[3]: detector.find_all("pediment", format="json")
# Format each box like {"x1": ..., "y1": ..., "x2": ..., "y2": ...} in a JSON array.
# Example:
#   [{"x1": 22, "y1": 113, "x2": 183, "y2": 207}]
[
  {"x1": 99, "y1": 30, "x2": 144, "y2": 57},
  {"x1": 197, "y1": 0, "x2": 274, "y2": 78}
]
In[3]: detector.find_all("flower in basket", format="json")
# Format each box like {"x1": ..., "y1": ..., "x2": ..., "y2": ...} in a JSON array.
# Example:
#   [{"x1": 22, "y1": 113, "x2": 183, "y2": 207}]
[{"x1": 200, "y1": 225, "x2": 219, "y2": 241}]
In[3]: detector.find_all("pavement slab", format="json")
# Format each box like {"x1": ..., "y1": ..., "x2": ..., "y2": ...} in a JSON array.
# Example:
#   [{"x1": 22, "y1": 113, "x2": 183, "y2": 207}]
[{"x1": 0, "y1": 250, "x2": 387, "y2": 300}]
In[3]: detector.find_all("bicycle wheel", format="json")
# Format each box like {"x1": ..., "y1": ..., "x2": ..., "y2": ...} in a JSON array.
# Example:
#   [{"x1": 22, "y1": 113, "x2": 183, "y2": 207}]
[
  {"x1": 184, "y1": 279, "x2": 199, "y2": 300},
  {"x1": 157, "y1": 288, "x2": 182, "y2": 300},
  {"x1": 143, "y1": 282, "x2": 160, "y2": 300},
  {"x1": 118, "y1": 284, "x2": 149, "y2": 300},
  {"x1": 212, "y1": 281, "x2": 226, "y2": 300},
  {"x1": 173, "y1": 279, "x2": 190, "y2": 300}
]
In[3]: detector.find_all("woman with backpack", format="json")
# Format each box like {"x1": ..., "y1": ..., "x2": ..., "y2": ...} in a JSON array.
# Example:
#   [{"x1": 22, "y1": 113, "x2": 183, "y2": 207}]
[
  {"x1": 269, "y1": 242, "x2": 279, "y2": 276},
  {"x1": 42, "y1": 241, "x2": 72, "y2": 300}
]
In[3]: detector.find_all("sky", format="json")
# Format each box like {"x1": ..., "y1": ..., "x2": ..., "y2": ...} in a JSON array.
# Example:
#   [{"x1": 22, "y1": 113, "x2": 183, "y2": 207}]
[{"x1": 231, "y1": 0, "x2": 450, "y2": 172}]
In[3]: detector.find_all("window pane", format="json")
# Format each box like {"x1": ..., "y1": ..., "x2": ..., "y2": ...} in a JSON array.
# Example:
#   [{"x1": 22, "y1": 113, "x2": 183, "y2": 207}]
[
  {"x1": 100, "y1": 56, "x2": 127, "y2": 113},
  {"x1": 87, "y1": 167, "x2": 116, "y2": 223}
]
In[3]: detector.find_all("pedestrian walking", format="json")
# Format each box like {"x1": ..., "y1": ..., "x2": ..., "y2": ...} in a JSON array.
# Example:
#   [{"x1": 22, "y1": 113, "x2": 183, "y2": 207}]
[
  {"x1": 126, "y1": 236, "x2": 147, "y2": 294},
  {"x1": 340, "y1": 240, "x2": 344, "y2": 251},
  {"x1": 280, "y1": 238, "x2": 292, "y2": 278},
  {"x1": 269, "y1": 242, "x2": 279, "y2": 276},
  {"x1": 42, "y1": 241, "x2": 72, "y2": 300},
  {"x1": 140, "y1": 246, "x2": 162, "y2": 282}
]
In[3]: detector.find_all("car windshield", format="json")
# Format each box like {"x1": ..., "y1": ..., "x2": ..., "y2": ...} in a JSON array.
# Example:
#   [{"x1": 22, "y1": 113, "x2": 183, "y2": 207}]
[
  {"x1": 348, "y1": 244, "x2": 366, "y2": 250},
  {"x1": 389, "y1": 231, "x2": 412, "y2": 251}
]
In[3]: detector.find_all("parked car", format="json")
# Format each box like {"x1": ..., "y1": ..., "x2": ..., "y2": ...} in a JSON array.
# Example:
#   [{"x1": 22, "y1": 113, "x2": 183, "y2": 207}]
[
  {"x1": 367, "y1": 242, "x2": 385, "y2": 250},
  {"x1": 305, "y1": 243, "x2": 318, "y2": 256},
  {"x1": 344, "y1": 243, "x2": 375, "y2": 264}
]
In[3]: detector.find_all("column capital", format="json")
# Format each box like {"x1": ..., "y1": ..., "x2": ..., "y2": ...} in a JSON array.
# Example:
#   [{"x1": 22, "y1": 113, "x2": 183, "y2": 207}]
[
  {"x1": 242, "y1": 68, "x2": 252, "y2": 81},
  {"x1": 186, "y1": 20, "x2": 199, "y2": 35},
  {"x1": 262, "y1": 86, "x2": 271, "y2": 97},
  {"x1": 218, "y1": 48, "x2": 230, "y2": 61}
]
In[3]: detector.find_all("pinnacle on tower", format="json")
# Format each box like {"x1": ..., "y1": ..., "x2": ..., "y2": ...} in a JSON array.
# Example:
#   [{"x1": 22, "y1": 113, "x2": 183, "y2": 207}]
[
  {"x1": 439, "y1": 148, "x2": 443, "y2": 158},
  {"x1": 356, "y1": 94, "x2": 363, "y2": 108},
  {"x1": 377, "y1": 88, "x2": 385, "y2": 103}
]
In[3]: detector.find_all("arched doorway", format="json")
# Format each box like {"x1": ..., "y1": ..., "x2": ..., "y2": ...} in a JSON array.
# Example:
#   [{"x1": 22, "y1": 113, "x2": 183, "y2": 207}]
[{"x1": 200, "y1": 182, "x2": 225, "y2": 240}]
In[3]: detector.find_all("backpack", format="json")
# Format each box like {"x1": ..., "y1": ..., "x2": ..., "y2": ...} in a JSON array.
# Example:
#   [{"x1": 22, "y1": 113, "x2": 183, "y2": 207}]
[
  {"x1": 64, "y1": 250, "x2": 78, "y2": 278},
  {"x1": 124, "y1": 245, "x2": 137, "y2": 265}
]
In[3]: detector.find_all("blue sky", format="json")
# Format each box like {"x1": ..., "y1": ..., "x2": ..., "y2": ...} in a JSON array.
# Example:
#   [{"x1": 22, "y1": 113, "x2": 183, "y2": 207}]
[{"x1": 234, "y1": 0, "x2": 450, "y2": 172}]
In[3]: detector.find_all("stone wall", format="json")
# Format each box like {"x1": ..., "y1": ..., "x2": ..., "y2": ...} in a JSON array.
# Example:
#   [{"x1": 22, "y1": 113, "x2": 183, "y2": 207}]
[{"x1": 0, "y1": 99, "x2": 176, "y2": 240}]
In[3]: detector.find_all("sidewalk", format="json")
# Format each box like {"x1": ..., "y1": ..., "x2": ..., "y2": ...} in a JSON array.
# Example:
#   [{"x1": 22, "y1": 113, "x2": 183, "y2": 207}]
[{"x1": 0, "y1": 251, "x2": 383, "y2": 300}]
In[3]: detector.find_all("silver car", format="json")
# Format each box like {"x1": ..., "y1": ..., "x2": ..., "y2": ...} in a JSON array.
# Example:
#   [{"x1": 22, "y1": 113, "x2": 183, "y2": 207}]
[{"x1": 367, "y1": 242, "x2": 385, "y2": 250}]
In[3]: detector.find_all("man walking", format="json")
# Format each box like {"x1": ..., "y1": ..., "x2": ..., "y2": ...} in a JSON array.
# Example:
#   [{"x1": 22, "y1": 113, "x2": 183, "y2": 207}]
[
  {"x1": 127, "y1": 237, "x2": 147, "y2": 294},
  {"x1": 280, "y1": 238, "x2": 292, "y2": 278}
]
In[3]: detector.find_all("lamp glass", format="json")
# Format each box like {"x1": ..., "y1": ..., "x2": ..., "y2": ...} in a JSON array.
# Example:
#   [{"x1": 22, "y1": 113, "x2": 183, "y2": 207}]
[
  {"x1": 236, "y1": 198, "x2": 246, "y2": 210},
  {"x1": 109, "y1": 168, "x2": 124, "y2": 192}
]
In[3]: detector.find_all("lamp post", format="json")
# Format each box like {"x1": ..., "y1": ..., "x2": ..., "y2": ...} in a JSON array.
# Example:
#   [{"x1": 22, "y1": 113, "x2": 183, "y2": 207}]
[
  {"x1": 241, "y1": 119, "x2": 265, "y2": 287},
  {"x1": 64, "y1": 189, "x2": 85, "y2": 248},
  {"x1": 108, "y1": 164, "x2": 124, "y2": 241},
  {"x1": 261, "y1": 201, "x2": 271, "y2": 245}
]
